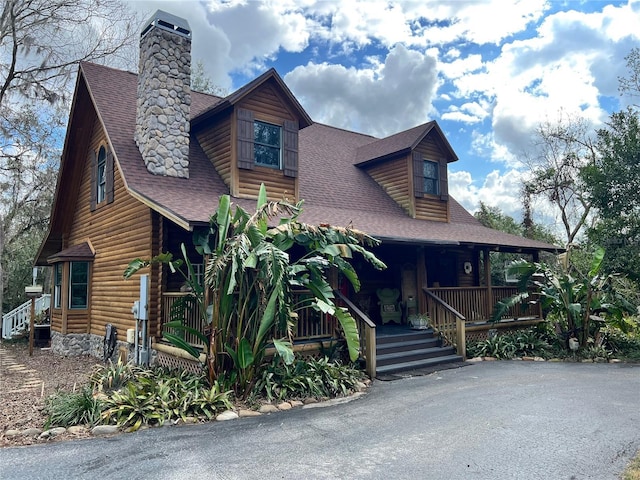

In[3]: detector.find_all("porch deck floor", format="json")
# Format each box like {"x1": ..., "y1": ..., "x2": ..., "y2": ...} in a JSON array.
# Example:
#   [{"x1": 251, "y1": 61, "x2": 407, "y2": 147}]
[{"x1": 375, "y1": 324, "x2": 434, "y2": 339}]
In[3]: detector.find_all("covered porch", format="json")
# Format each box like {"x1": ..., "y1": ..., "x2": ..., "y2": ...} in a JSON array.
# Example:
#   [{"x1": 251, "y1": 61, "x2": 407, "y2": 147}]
[{"x1": 155, "y1": 239, "x2": 547, "y2": 378}]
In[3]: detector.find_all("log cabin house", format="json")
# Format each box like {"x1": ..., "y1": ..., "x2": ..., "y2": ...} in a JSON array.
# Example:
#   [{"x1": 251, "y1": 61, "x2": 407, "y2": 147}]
[{"x1": 35, "y1": 11, "x2": 560, "y2": 376}]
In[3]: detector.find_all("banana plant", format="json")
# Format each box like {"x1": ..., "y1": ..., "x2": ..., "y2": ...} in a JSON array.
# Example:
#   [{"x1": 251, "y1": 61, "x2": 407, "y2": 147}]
[
  {"x1": 125, "y1": 184, "x2": 385, "y2": 398},
  {"x1": 491, "y1": 247, "x2": 634, "y2": 349}
]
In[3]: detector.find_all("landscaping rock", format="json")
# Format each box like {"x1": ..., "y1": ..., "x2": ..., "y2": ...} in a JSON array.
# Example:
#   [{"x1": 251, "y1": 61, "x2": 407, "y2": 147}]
[
  {"x1": 356, "y1": 381, "x2": 367, "y2": 392},
  {"x1": 21, "y1": 428, "x2": 42, "y2": 436},
  {"x1": 4, "y1": 429, "x2": 20, "y2": 438},
  {"x1": 511, "y1": 357, "x2": 523, "y2": 361},
  {"x1": 216, "y1": 410, "x2": 239, "y2": 421},
  {"x1": 183, "y1": 416, "x2": 198, "y2": 424},
  {"x1": 609, "y1": 358, "x2": 622, "y2": 363},
  {"x1": 522, "y1": 356, "x2": 535, "y2": 361},
  {"x1": 259, "y1": 404, "x2": 279, "y2": 414},
  {"x1": 39, "y1": 427, "x2": 66, "y2": 439},
  {"x1": 594, "y1": 357, "x2": 607, "y2": 363},
  {"x1": 91, "y1": 425, "x2": 119, "y2": 436},
  {"x1": 303, "y1": 397, "x2": 318, "y2": 404},
  {"x1": 483, "y1": 356, "x2": 497, "y2": 361},
  {"x1": 277, "y1": 402, "x2": 292, "y2": 411},
  {"x1": 289, "y1": 400, "x2": 304, "y2": 408},
  {"x1": 533, "y1": 357, "x2": 545, "y2": 362},
  {"x1": 582, "y1": 359, "x2": 594, "y2": 363},
  {"x1": 68, "y1": 426, "x2": 87, "y2": 435},
  {"x1": 239, "y1": 409, "x2": 261, "y2": 418},
  {"x1": 467, "y1": 357, "x2": 483, "y2": 363}
]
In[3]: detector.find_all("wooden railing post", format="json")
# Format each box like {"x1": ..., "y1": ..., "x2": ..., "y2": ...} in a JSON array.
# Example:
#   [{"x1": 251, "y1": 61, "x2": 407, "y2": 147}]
[
  {"x1": 456, "y1": 316, "x2": 466, "y2": 359},
  {"x1": 365, "y1": 326, "x2": 376, "y2": 378}
]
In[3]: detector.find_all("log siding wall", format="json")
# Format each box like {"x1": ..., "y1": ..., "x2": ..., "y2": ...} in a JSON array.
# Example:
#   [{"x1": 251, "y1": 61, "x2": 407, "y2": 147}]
[
  {"x1": 236, "y1": 83, "x2": 297, "y2": 201},
  {"x1": 60, "y1": 116, "x2": 156, "y2": 337},
  {"x1": 366, "y1": 156, "x2": 412, "y2": 215},
  {"x1": 196, "y1": 114, "x2": 232, "y2": 187},
  {"x1": 413, "y1": 136, "x2": 449, "y2": 222}
]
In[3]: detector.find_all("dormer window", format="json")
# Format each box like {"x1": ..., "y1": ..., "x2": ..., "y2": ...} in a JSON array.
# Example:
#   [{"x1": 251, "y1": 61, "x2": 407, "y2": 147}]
[
  {"x1": 423, "y1": 160, "x2": 439, "y2": 195},
  {"x1": 237, "y1": 108, "x2": 298, "y2": 178},
  {"x1": 254, "y1": 121, "x2": 281, "y2": 168}
]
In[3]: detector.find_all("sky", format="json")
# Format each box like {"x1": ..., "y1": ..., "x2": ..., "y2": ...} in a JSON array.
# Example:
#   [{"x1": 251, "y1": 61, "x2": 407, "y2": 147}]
[{"x1": 124, "y1": 0, "x2": 640, "y2": 229}]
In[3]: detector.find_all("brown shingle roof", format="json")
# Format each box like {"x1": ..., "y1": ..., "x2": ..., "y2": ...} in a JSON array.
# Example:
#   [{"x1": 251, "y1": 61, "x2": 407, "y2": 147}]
[
  {"x1": 76, "y1": 62, "x2": 560, "y2": 252},
  {"x1": 354, "y1": 121, "x2": 458, "y2": 165}
]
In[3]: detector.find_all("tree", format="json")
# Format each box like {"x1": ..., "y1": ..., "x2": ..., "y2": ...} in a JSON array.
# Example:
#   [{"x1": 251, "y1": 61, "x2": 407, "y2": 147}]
[
  {"x1": 582, "y1": 108, "x2": 640, "y2": 282},
  {"x1": 474, "y1": 202, "x2": 559, "y2": 285},
  {"x1": 618, "y1": 47, "x2": 640, "y2": 106},
  {"x1": 0, "y1": 0, "x2": 138, "y2": 313},
  {"x1": 125, "y1": 185, "x2": 385, "y2": 397},
  {"x1": 494, "y1": 247, "x2": 635, "y2": 349},
  {"x1": 522, "y1": 112, "x2": 596, "y2": 247},
  {"x1": 191, "y1": 60, "x2": 228, "y2": 97}
]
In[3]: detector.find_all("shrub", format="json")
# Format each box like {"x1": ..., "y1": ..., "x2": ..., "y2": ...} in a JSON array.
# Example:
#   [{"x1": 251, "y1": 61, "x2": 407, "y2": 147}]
[
  {"x1": 45, "y1": 387, "x2": 103, "y2": 428},
  {"x1": 603, "y1": 328, "x2": 640, "y2": 360},
  {"x1": 252, "y1": 357, "x2": 365, "y2": 402},
  {"x1": 466, "y1": 328, "x2": 552, "y2": 359},
  {"x1": 90, "y1": 359, "x2": 151, "y2": 392},
  {"x1": 100, "y1": 367, "x2": 232, "y2": 431}
]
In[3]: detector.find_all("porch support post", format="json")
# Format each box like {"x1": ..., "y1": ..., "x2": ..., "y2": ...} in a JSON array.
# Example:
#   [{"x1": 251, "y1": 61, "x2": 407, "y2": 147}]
[
  {"x1": 365, "y1": 326, "x2": 376, "y2": 378},
  {"x1": 417, "y1": 247, "x2": 427, "y2": 314},
  {"x1": 456, "y1": 316, "x2": 466, "y2": 359},
  {"x1": 484, "y1": 248, "x2": 493, "y2": 320}
]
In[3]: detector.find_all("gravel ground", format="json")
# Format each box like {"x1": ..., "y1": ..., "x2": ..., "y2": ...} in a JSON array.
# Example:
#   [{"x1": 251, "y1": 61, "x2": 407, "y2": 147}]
[{"x1": 0, "y1": 340, "x2": 100, "y2": 448}]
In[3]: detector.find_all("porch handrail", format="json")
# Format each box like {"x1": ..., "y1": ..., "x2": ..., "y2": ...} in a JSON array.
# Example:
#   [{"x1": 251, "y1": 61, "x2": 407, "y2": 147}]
[
  {"x1": 334, "y1": 290, "x2": 376, "y2": 378},
  {"x1": 423, "y1": 287, "x2": 466, "y2": 358},
  {"x1": 2, "y1": 294, "x2": 51, "y2": 340}
]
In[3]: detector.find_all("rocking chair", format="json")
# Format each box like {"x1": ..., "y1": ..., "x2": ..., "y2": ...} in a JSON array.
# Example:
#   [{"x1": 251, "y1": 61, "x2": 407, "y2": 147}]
[{"x1": 376, "y1": 288, "x2": 403, "y2": 325}]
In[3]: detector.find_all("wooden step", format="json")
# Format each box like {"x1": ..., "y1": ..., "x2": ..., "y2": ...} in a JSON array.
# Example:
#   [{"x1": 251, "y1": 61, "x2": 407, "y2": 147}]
[
  {"x1": 376, "y1": 354, "x2": 464, "y2": 375},
  {"x1": 376, "y1": 337, "x2": 442, "y2": 355},
  {"x1": 377, "y1": 345, "x2": 457, "y2": 367},
  {"x1": 376, "y1": 328, "x2": 436, "y2": 345}
]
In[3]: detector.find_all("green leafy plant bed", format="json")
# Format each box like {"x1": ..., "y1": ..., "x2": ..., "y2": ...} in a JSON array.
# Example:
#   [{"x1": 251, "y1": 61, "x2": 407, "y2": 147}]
[{"x1": 43, "y1": 356, "x2": 368, "y2": 434}]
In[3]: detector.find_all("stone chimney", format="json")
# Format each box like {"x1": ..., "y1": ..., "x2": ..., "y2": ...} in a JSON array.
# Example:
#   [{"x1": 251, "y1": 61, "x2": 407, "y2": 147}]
[{"x1": 135, "y1": 10, "x2": 191, "y2": 178}]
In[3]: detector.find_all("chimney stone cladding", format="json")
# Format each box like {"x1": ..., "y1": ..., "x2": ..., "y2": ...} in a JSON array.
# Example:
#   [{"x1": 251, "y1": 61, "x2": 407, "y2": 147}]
[{"x1": 135, "y1": 12, "x2": 191, "y2": 178}]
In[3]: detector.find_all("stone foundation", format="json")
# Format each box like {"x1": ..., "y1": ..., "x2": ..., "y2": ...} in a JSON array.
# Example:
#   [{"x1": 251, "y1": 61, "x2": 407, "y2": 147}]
[{"x1": 51, "y1": 332, "x2": 135, "y2": 363}]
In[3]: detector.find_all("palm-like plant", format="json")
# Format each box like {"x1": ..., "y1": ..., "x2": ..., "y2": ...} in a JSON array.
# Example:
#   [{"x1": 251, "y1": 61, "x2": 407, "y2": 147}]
[
  {"x1": 126, "y1": 185, "x2": 385, "y2": 397},
  {"x1": 492, "y1": 247, "x2": 634, "y2": 349}
]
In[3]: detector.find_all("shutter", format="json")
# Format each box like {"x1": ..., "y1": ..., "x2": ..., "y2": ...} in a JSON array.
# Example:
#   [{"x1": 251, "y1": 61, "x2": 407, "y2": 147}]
[
  {"x1": 106, "y1": 149, "x2": 114, "y2": 204},
  {"x1": 90, "y1": 150, "x2": 97, "y2": 211},
  {"x1": 439, "y1": 158, "x2": 448, "y2": 201},
  {"x1": 237, "y1": 108, "x2": 254, "y2": 170},
  {"x1": 283, "y1": 119, "x2": 298, "y2": 177},
  {"x1": 412, "y1": 151, "x2": 423, "y2": 197}
]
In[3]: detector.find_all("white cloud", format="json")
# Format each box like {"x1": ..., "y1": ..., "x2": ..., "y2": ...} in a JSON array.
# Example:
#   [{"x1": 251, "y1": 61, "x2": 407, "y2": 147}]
[
  {"x1": 449, "y1": 169, "x2": 526, "y2": 219},
  {"x1": 285, "y1": 45, "x2": 438, "y2": 137}
]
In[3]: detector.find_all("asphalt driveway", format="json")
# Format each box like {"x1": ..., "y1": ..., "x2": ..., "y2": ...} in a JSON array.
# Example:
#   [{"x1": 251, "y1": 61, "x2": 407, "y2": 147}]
[{"x1": 1, "y1": 361, "x2": 638, "y2": 480}]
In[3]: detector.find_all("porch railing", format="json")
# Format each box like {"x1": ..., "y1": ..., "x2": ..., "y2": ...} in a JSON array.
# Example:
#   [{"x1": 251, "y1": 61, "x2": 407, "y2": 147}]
[
  {"x1": 161, "y1": 290, "x2": 341, "y2": 348},
  {"x1": 423, "y1": 287, "x2": 466, "y2": 358},
  {"x1": 426, "y1": 286, "x2": 540, "y2": 323},
  {"x1": 335, "y1": 289, "x2": 376, "y2": 378},
  {"x1": 2, "y1": 294, "x2": 51, "y2": 340}
]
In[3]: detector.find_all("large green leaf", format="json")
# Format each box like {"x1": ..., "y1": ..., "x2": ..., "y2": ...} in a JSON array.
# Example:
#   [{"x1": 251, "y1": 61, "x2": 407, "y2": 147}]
[
  {"x1": 236, "y1": 338, "x2": 254, "y2": 369},
  {"x1": 164, "y1": 320, "x2": 209, "y2": 346},
  {"x1": 163, "y1": 332, "x2": 202, "y2": 360},
  {"x1": 215, "y1": 195, "x2": 231, "y2": 252},
  {"x1": 334, "y1": 307, "x2": 360, "y2": 362},
  {"x1": 255, "y1": 287, "x2": 280, "y2": 349},
  {"x1": 273, "y1": 338, "x2": 294, "y2": 365}
]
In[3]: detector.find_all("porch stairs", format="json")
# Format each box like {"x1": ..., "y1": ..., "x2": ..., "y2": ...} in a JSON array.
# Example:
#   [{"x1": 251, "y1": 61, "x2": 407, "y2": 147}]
[
  {"x1": 1, "y1": 295, "x2": 51, "y2": 340},
  {"x1": 375, "y1": 326, "x2": 463, "y2": 375}
]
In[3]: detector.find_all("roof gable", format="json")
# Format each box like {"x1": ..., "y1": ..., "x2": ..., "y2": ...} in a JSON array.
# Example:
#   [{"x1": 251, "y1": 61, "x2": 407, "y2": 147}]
[
  {"x1": 354, "y1": 121, "x2": 458, "y2": 166},
  {"x1": 192, "y1": 68, "x2": 313, "y2": 129},
  {"x1": 39, "y1": 62, "x2": 560, "y2": 259}
]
